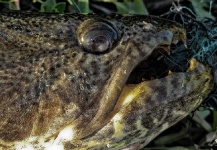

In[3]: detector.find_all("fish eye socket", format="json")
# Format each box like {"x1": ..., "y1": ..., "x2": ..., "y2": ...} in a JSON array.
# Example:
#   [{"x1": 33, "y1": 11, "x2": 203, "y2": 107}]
[{"x1": 78, "y1": 19, "x2": 118, "y2": 54}]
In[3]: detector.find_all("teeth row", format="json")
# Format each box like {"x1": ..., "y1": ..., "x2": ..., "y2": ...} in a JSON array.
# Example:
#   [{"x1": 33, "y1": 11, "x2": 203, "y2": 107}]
[
  {"x1": 172, "y1": 36, "x2": 187, "y2": 47},
  {"x1": 172, "y1": 39, "x2": 179, "y2": 44}
]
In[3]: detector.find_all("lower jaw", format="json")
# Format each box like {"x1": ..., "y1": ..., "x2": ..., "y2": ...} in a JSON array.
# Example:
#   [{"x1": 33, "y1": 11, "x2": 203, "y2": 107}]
[{"x1": 116, "y1": 58, "x2": 212, "y2": 110}]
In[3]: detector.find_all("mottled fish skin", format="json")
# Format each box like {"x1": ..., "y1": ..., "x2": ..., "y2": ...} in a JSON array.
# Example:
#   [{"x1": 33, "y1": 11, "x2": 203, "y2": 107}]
[
  {"x1": 0, "y1": 12, "x2": 214, "y2": 150},
  {"x1": 74, "y1": 59, "x2": 213, "y2": 150}
]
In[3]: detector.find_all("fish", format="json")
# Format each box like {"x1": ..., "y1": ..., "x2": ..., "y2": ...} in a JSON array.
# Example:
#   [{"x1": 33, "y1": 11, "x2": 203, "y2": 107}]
[{"x1": 0, "y1": 12, "x2": 214, "y2": 150}]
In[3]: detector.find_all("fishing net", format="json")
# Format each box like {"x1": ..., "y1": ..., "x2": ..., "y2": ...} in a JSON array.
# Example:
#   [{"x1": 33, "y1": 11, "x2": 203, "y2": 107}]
[
  {"x1": 147, "y1": 2, "x2": 217, "y2": 147},
  {"x1": 160, "y1": 2, "x2": 217, "y2": 108}
]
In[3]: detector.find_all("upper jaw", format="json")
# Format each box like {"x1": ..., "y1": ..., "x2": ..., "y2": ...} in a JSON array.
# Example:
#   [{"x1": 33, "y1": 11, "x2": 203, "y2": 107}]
[
  {"x1": 76, "y1": 24, "x2": 187, "y2": 138},
  {"x1": 62, "y1": 18, "x2": 187, "y2": 141},
  {"x1": 118, "y1": 29, "x2": 187, "y2": 105},
  {"x1": 126, "y1": 26, "x2": 187, "y2": 84}
]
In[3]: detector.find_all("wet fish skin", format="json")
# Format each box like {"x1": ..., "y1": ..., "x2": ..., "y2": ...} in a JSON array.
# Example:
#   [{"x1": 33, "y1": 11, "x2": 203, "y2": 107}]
[{"x1": 0, "y1": 12, "x2": 213, "y2": 150}]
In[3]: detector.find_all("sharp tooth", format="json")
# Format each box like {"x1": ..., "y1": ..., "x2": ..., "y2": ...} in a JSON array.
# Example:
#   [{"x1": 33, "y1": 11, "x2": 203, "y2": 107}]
[
  {"x1": 172, "y1": 39, "x2": 179, "y2": 44},
  {"x1": 183, "y1": 40, "x2": 187, "y2": 48},
  {"x1": 180, "y1": 34, "x2": 187, "y2": 48},
  {"x1": 168, "y1": 70, "x2": 173, "y2": 75},
  {"x1": 157, "y1": 55, "x2": 164, "y2": 61}
]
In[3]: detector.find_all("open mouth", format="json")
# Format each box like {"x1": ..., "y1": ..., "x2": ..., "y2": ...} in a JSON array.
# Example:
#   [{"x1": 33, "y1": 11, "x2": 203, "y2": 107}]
[
  {"x1": 126, "y1": 39, "x2": 184, "y2": 84},
  {"x1": 126, "y1": 47, "x2": 170, "y2": 84},
  {"x1": 116, "y1": 38, "x2": 187, "y2": 109},
  {"x1": 126, "y1": 32, "x2": 187, "y2": 84},
  {"x1": 51, "y1": 27, "x2": 189, "y2": 142}
]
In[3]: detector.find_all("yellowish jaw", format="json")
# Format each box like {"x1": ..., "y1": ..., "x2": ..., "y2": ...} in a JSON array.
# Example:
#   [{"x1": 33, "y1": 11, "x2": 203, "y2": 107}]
[
  {"x1": 6, "y1": 60, "x2": 214, "y2": 150},
  {"x1": 118, "y1": 58, "x2": 211, "y2": 110}
]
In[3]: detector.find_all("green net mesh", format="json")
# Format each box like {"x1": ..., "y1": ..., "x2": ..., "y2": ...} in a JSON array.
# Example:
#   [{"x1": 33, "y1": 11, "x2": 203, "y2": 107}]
[{"x1": 161, "y1": 5, "x2": 217, "y2": 109}]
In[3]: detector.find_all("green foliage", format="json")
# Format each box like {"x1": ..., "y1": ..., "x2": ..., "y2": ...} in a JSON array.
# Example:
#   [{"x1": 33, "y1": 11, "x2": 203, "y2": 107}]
[
  {"x1": 77, "y1": 0, "x2": 89, "y2": 13},
  {"x1": 0, "y1": 0, "x2": 215, "y2": 17},
  {"x1": 36, "y1": 0, "x2": 89, "y2": 13},
  {"x1": 8, "y1": 1, "x2": 16, "y2": 10},
  {"x1": 34, "y1": 0, "x2": 66, "y2": 13},
  {"x1": 113, "y1": 0, "x2": 148, "y2": 15},
  {"x1": 34, "y1": 0, "x2": 146, "y2": 14},
  {"x1": 0, "y1": 0, "x2": 147, "y2": 14},
  {"x1": 67, "y1": 0, "x2": 81, "y2": 13},
  {"x1": 190, "y1": 0, "x2": 215, "y2": 20},
  {"x1": 67, "y1": 0, "x2": 89, "y2": 13},
  {"x1": 0, "y1": 0, "x2": 16, "y2": 10}
]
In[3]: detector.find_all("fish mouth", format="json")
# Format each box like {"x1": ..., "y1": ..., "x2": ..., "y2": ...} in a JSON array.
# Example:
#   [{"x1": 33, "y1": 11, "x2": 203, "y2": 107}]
[
  {"x1": 115, "y1": 34, "x2": 187, "y2": 110},
  {"x1": 68, "y1": 27, "x2": 189, "y2": 140},
  {"x1": 89, "y1": 29, "x2": 188, "y2": 130},
  {"x1": 126, "y1": 42, "x2": 184, "y2": 84},
  {"x1": 126, "y1": 46, "x2": 171, "y2": 84},
  {"x1": 126, "y1": 26, "x2": 187, "y2": 84}
]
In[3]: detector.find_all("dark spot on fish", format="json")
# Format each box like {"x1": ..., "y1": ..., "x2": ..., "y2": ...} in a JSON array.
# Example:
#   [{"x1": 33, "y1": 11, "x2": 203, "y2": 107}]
[
  {"x1": 49, "y1": 67, "x2": 55, "y2": 73},
  {"x1": 64, "y1": 142, "x2": 77, "y2": 150},
  {"x1": 56, "y1": 63, "x2": 61, "y2": 68},
  {"x1": 144, "y1": 94, "x2": 156, "y2": 106},
  {"x1": 139, "y1": 110, "x2": 156, "y2": 129},
  {"x1": 71, "y1": 53, "x2": 77, "y2": 58}
]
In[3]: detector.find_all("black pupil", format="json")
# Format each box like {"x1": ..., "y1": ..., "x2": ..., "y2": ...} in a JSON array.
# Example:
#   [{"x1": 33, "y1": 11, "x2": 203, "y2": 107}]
[{"x1": 91, "y1": 35, "x2": 110, "y2": 52}]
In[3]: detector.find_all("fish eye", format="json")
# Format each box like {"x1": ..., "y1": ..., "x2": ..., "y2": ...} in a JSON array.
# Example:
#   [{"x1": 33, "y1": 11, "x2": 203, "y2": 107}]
[{"x1": 77, "y1": 19, "x2": 118, "y2": 54}]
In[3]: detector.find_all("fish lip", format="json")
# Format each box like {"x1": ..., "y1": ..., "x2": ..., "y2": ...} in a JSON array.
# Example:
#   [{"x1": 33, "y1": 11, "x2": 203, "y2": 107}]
[
  {"x1": 117, "y1": 59, "x2": 213, "y2": 115},
  {"x1": 120, "y1": 34, "x2": 187, "y2": 103},
  {"x1": 100, "y1": 33, "x2": 187, "y2": 119},
  {"x1": 125, "y1": 25, "x2": 187, "y2": 84},
  {"x1": 105, "y1": 29, "x2": 187, "y2": 115},
  {"x1": 74, "y1": 24, "x2": 187, "y2": 140},
  {"x1": 125, "y1": 42, "x2": 182, "y2": 84}
]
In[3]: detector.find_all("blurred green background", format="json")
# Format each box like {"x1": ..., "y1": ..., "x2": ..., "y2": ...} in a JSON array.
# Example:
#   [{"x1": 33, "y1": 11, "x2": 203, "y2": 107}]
[{"x1": 0, "y1": 0, "x2": 216, "y2": 18}]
